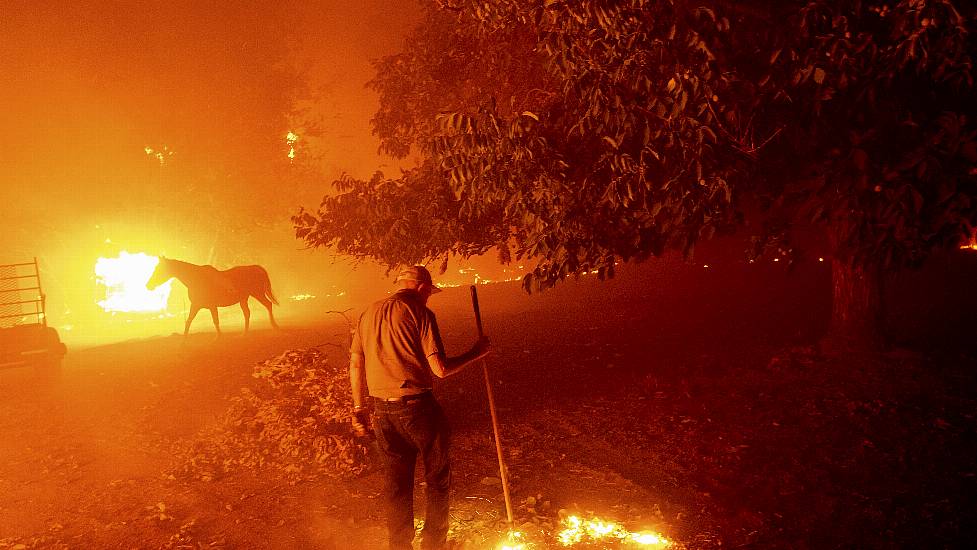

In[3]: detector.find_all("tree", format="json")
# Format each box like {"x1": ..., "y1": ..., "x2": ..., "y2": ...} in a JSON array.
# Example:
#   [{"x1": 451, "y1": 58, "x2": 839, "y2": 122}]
[
  {"x1": 749, "y1": 0, "x2": 977, "y2": 347},
  {"x1": 296, "y1": 0, "x2": 743, "y2": 282},
  {"x1": 294, "y1": 0, "x2": 977, "y2": 348}
]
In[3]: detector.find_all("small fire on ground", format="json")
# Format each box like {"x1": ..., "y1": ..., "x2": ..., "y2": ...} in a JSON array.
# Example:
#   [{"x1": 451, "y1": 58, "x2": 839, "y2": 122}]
[
  {"x1": 557, "y1": 515, "x2": 671, "y2": 547},
  {"x1": 494, "y1": 515, "x2": 671, "y2": 549},
  {"x1": 961, "y1": 232, "x2": 977, "y2": 251},
  {"x1": 95, "y1": 252, "x2": 171, "y2": 313}
]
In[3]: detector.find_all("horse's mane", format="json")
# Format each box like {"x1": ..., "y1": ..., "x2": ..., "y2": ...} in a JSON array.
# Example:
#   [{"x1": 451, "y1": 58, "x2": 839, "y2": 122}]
[{"x1": 163, "y1": 258, "x2": 217, "y2": 271}]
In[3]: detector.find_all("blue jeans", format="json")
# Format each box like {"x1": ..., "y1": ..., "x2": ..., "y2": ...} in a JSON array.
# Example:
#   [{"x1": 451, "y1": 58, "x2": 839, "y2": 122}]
[{"x1": 372, "y1": 394, "x2": 452, "y2": 550}]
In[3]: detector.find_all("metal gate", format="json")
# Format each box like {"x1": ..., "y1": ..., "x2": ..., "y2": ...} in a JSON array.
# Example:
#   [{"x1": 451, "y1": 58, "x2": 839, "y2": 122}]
[
  {"x1": 0, "y1": 258, "x2": 48, "y2": 328},
  {"x1": 0, "y1": 258, "x2": 66, "y2": 371}
]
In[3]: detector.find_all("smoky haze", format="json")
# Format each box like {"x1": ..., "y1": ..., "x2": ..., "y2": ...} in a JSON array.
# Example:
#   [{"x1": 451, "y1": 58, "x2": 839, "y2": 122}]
[{"x1": 0, "y1": 1, "x2": 506, "y2": 347}]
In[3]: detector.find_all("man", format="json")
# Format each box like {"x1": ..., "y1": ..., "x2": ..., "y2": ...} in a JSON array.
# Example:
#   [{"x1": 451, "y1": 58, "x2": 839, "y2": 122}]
[{"x1": 350, "y1": 265, "x2": 490, "y2": 550}]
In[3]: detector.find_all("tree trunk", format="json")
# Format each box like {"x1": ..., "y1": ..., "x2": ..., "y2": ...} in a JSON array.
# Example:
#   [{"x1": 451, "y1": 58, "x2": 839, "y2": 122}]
[{"x1": 823, "y1": 258, "x2": 885, "y2": 353}]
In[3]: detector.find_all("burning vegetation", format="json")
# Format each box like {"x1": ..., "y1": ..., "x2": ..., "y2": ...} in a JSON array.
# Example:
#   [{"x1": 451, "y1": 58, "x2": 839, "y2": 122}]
[
  {"x1": 556, "y1": 515, "x2": 670, "y2": 547},
  {"x1": 95, "y1": 252, "x2": 171, "y2": 314},
  {"x1": 490, "y1": 514, "x2": 672, "y2": 549}
]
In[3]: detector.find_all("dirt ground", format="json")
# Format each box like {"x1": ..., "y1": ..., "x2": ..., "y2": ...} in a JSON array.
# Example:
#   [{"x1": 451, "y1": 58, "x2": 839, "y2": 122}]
[{"x1": 2, "y1": 258, "x2": 976, "y2": 549}]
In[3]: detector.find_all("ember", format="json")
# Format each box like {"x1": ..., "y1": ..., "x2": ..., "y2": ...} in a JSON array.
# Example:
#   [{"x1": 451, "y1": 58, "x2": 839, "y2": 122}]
[
  {"x1": 497, "y1": 530, "x2": 530, "y2": 550},
  {"x1": 286, "y1": 131, "x2": 299, "y2": 161},
  {"x1": 557, "y1": 515, "x2": 671, "y2": 547}
]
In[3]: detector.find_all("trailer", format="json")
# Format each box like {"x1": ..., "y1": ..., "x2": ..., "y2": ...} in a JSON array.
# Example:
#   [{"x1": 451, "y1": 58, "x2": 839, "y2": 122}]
[{"x1": 0, "y1": 258, "x2": 67, "y2": 372}]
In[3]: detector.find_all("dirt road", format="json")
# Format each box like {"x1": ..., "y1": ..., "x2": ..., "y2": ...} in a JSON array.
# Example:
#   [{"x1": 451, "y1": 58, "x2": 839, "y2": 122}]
[{"x1": 2, "y1": 259, "x2": 975, "y2": 549}]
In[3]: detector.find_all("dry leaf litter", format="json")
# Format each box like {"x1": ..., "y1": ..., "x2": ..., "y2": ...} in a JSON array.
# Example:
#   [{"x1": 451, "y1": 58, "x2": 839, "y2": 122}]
[{"x1": 173, "y1": 348, "x2": 369, "y2": 483}]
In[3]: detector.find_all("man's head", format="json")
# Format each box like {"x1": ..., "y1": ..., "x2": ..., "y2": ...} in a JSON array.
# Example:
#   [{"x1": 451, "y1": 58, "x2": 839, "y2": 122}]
[{"x1": 395, "y1": 265, "x2": 442, "y2": 303}]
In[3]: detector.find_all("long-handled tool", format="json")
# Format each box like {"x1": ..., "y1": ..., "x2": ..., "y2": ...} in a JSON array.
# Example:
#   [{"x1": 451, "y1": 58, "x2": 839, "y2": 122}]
[{"x1": 470, "y1": 285, "x2": 514, "y2": 528}]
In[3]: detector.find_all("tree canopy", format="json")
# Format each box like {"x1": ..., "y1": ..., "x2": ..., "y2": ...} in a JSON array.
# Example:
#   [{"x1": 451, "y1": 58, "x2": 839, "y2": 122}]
[
  {"x1": 750, "y1": 0, "x2": 977, "y2": 267},
  {"x1": 294, "y1": 0, "x2": 977, "y2": 297}
]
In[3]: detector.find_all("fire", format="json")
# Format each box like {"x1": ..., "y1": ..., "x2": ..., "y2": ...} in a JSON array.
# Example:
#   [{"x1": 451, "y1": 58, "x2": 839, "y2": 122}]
[
  {"x1": 960, "y1": 230, "x2": 977, "y2": 250},
  {"x1": 557, "y1": 515, "x2": 671, "y2": 547},
  {"x1": 144, "y1": 145, "x2": 174, "y2": 166},
  {"x1": 497, "y1": 531, "x2": 531, "y2": 550},
  {"x1": 286, "y1": 131, "x2": 298, "y2": 161},
  {"x1": 95, "y1": 252, "x2": 172, "y2": 313}
]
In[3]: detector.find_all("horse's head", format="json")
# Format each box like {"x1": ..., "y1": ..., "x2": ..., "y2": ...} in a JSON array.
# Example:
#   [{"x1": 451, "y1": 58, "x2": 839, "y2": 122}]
[{"x1": 146, "y1": 256, "x2": 171, "y2": 290}]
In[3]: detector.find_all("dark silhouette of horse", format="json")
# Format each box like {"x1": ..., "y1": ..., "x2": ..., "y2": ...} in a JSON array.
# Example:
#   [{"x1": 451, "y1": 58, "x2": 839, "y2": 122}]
[{"x1": 146, "y1": 257, "x2": 279, "y2": 336}]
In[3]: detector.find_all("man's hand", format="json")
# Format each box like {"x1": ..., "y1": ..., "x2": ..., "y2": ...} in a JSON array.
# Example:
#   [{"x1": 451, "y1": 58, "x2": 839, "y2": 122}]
[
  {"x1": 429, "y1": 336, "x2": 493, "y2": 379},
  {"x1": 351, "y1": 406, "x2": 371, "y2": 437}
]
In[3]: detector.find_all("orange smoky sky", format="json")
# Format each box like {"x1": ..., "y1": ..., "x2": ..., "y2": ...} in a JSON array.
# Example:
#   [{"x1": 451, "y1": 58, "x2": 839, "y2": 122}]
[{"x1": 0, "y1": 1, "x2": 424, "y2": 345}]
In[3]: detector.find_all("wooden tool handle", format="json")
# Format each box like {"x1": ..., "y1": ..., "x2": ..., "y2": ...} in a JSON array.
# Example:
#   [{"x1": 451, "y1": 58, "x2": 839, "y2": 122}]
[
  {"x1": 469, "y1": 284, "x2": 514, "y2": 527},
  {"x1": 470, "y1": 285, "x2": 484, "y2": 337}
]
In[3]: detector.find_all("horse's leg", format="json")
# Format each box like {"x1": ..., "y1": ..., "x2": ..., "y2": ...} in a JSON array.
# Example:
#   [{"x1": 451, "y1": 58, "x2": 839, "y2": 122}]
[
  {"x1": 210, "y1": 307, "x2": 221, "y2": 336},
  {"x1": 240, "y1": 299, "x2": 251, "y2": 333},
  {"x1": 256, "y1": 295, "x2": 279, "y2": 330},
  {"x1": 184, "y1": 305, "x2": 201, "y2": 337}
]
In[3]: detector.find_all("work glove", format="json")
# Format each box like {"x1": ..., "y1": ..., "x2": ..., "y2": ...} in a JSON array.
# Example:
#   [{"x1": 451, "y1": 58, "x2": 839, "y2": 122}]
[{"x1": 351, "y1": 407, "x2": 372, "y2": 437}]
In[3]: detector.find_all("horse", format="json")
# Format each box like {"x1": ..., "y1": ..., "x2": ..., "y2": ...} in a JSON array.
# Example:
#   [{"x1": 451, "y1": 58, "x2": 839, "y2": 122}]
[{"x1": 146, "y1": 257, "x2": 279, "y2": 336}]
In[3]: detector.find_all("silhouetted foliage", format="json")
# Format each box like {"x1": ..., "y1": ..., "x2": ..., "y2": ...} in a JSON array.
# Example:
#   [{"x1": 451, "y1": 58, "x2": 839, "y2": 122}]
[
  {"x1": 294, "y1": 0, "x2": 977, "y2": 342},
  {"x1": 296, "y1": 0, "x2": 749, "y2": 288},
  {"x1": 746, "y1": 0, "x2": 977, "y2": 346}
]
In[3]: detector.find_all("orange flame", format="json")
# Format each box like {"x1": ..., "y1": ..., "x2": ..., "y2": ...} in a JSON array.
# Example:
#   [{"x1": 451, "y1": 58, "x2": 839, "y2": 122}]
[
  {"x1": 286, "y1": 131, "x2": 298, "y2": 161},
  {"x1": 95, "y1": 252, "x2": 171, "y2": 313},
  {"x1": 497, "y1": 530, "x2": 531, "y2": 550},
  {"x1": 557, "y1": 515, "x2": 671, "y2": 547}
]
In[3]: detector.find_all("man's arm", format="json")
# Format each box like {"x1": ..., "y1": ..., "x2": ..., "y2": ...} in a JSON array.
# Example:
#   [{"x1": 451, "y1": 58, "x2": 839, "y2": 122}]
[
  {"x1": 427, "y1": 336, "x2": 490, "y2": 378},
  {"x1": 350, "y1": 352, "x2": 368, "y2": 408},
  {"x1": 349, "y1": 352, "x2": 371, "y2": 436}
]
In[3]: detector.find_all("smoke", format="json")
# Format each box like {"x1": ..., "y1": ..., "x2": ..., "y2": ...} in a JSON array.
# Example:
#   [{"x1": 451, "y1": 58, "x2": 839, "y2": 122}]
[{"x1": 0, "y1": 2, "x2": 425, "y2": 346}]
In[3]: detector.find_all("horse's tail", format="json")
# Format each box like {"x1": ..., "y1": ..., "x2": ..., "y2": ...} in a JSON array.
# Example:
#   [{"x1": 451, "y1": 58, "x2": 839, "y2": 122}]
[{"x1": 259, "y1": 266, "x2": 279, "y2": 305}]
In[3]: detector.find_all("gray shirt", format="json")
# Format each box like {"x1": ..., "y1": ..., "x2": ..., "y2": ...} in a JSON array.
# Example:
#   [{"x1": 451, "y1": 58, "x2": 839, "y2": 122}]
[{"x1": 350, "y1": 289, "x2": 445, "y2": 398}]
